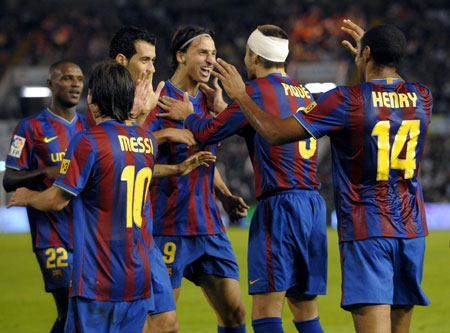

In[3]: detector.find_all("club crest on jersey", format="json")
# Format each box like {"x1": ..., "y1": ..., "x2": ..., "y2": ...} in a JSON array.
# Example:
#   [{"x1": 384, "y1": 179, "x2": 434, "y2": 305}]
[
  {"x1": 303, "y1": 102, "x2": 317, "y2": 114},
  {"x1": 60, "y1": 158, "x2": 71, "y2": 174},
  {"x1": 8, "y1": 135, "x2": 26, "y2": 158},
  {"x1": 52, "y1": 269, "x2": 63, "y2": 281}
]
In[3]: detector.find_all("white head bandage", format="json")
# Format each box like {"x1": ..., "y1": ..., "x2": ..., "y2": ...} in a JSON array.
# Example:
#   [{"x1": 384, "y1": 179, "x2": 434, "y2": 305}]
[
  {"x1": 247, "y1": 28, "x2": 289, "y2": 62},
  {"x1": 179, "y1": 33, "x2": 212, "y2": 51}
]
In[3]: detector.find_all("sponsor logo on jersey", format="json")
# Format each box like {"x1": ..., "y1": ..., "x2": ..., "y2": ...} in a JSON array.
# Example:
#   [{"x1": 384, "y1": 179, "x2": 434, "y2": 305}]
[
  {"x1": 303, "y1": 101, "x2": 317, "y2": 114},
  {"x1": 8, "y1": 135, "x2": 26, "y2": 158},
  {"x1": 44, "y1": 136, "x2": 58, "y2": 143}
]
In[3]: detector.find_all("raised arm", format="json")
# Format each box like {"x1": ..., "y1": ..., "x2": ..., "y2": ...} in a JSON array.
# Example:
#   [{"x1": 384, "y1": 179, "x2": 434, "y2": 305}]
[{"x1": 212, "y1": 58, "x2": 309, "y2": 145}]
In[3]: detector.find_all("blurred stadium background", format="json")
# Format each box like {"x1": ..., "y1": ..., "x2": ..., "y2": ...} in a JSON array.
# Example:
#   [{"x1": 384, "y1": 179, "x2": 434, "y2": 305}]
[{"x1": 0, "y1": 0, "x2": 448, "y2": 331}]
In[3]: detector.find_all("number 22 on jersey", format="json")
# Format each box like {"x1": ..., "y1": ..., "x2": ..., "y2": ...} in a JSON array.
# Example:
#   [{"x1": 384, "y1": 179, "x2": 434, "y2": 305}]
[
  {"x1": 121, "y1": 166, "x2": 153, "y2": 228},
  {"x1": 372, "y1": 120, "x2": 420, "y2": 181}
]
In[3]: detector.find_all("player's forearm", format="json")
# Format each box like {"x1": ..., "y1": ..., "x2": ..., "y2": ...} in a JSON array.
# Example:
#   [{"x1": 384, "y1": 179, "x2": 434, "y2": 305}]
[
  {"x1": 234, "y1": 92, "x2": 308, "y2": 145},
  {"x1": 30, "y1": 186, "x2": 71, "y2": 211},
  {"x1": 152, "y1": 129, "x2": 171, "y2": 145},
  {"x1": 213, "y1": 168, "x2": 232, "y2": 200},
  {"x1": 153, "y1": 164, "x2": 182, "y2": 178},
  {"x1": 3, "y1": 168, "x2": 49, "y2": 192}
]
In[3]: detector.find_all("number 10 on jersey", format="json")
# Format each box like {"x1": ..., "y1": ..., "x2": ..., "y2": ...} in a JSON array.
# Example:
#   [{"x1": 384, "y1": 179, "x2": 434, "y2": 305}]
[{"x1": 121, "y1": 165, "x2": 153, "y2": 228}]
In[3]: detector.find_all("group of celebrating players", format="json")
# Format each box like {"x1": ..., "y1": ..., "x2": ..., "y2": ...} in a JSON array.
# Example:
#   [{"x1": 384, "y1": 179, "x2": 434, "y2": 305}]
[{"x1": 4, "y1": 18, "x2": 431, "y2": 333}]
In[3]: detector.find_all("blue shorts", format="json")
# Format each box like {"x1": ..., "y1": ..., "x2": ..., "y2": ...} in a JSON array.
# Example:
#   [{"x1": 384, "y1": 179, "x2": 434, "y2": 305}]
[
  {"x1": 154, "y1": 233, "x2": 240, "y2": 288},
  {"x1": 65, "y1": 296, "x2": 152, "y2": 332},
  {"x1": 35, "y1": 247, "x2": 73, "y2": 292},
  {"x1": 149, "y1": 245, "x2": 176, "y2": 314},
  {"x1": 248, "y1": 189, "x2": 327, "y2": 297},
  {"x1": 340, "y1": 237, "x2": 430, "y2": 310}
]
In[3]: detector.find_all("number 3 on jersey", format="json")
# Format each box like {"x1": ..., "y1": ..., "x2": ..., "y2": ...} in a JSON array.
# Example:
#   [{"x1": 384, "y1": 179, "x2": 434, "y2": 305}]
[
  {"x1": 121, "y1": 166, "x2": 153, "y2": 228},
  {"x1": 372, "y1": 120, "x2": 420, "y2": 180}
]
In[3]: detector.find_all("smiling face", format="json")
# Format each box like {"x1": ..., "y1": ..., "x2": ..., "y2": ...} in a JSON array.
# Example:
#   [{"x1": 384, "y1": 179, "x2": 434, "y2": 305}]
[
  {"x1": 125, "y1": 40, "x2": 156, "y2": 83},
  {"x1": 48, "y1": 63, "x2": 84, "y2": 108},
  {"x1": 179, "y1": 36, "x2": 216, "y2": 84}
]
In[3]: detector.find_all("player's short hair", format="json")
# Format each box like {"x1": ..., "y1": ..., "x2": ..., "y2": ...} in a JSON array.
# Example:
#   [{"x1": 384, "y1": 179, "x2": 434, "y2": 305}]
[
  {"x1": 360, "y1": 24, "x2": 406, "y2": 67},
  {"x1": 250, "y1": 25, "x2": 288, "y2": 69},
  {"x1": 88, "y1": 60, "x2": 135, "y2": 122},
  {"x1": 170, "y1": 25, "x2": 215, "y2": 74},
  {"x1": 109, "y1": 26, "x2": 156, "y2": 60},
  {"x1": 48, "y1": 60, "x2": 80, "y2": 79}
]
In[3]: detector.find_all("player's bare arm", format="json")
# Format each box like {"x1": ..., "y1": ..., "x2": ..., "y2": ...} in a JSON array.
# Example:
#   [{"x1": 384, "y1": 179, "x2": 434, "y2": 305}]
[
  {"x1": 212, "y1": 58, "x2": 309, "y2": 145},
  {"x1": 157, "y1": 92, "x2": 194, "y2": 121},
  {"x1": 214, "y1": 168, "x2": 249, "y2": 221},
  {"x1": 153, "y1": 151, "x2": 216, "y2": 178},
  {"x1": 7, "y1": 185, "x2": 72, "y2": 211},
  {"x1": 152, "y1": 127, "x2": 197, "y2": 148},
  {"x1": 3, "y1": 166, "x2": 61, "y2": 192}
]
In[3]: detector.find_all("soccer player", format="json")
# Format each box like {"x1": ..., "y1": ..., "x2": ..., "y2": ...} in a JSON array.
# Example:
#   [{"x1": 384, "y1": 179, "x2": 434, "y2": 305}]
[
  {"x1": 3, "y1": 61, "x2": 85, "y2": 333},
  {"x1": 142, "y1": 25, "x2": 248, "y2": 333},
  {"x1": 212, "y1": 20, "x2": 431, "y2": 332},
  {"x1": 157, "y1": 24, "x2": 327, "y2": 333},
  {"x1": 7, "y1": 60, "x2": 216, "y2": 332}
]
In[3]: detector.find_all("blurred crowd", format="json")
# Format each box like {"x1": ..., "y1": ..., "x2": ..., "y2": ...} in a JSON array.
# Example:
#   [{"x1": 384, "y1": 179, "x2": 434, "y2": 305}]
[{"x1": 0, "y1": 0, "x2": 448, "y2": 215}]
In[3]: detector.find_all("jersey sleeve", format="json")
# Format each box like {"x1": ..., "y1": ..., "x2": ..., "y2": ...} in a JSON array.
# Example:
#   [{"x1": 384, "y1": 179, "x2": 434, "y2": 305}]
[
  {"x1": 53, "y1": 132, "x2": 95, "y2": 196},
  {"x1": 5, "y1": 120, "x2": 33, "y2": 170},
  {"x1": 184, "y1": 84, "x2": 254, "y2": 144},
  {"x1": 293, "y1": 86, "x2": 347, "y2": 139}
]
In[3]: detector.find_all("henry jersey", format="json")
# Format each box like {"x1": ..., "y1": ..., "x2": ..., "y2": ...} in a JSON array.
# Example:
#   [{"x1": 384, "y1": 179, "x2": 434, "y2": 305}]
[
  {"x1": 54, "y1": 120, "x2": 156, "y2": 301},
  {"x1": 142, "y1": 80, "x2": 224, "y2": 236},
  {"x1": 294, "y1": 78, "x2": 432, "y2": 242},
  {"x1": 184, "y1": 72, "x2": 320, "y2": 199},
  {"x1": 5, "y1": 108, "x2": 86, "y2": 250}
]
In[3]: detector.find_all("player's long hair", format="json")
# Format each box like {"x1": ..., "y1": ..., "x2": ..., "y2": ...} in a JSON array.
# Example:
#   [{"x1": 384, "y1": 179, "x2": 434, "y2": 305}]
[
  {"x1": 88, "y1": 60, "x2": 135, "y2": 122},
  {"x1": 170, "y1": 25, "x2": 215, "y2": 74},
  {"x1": 109, "y1": 26, "x2": 156, "y2": 60},
  {"x1": 360, "y1": 24, "x2": 406, "y2": 68}
]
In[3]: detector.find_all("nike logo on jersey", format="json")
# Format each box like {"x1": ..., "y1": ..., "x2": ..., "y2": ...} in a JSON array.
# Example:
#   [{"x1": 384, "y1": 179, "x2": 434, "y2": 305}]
[
  {"x1": 44, "y1": 136, "x2": 58, "y2": 143},
  {"x1": 249, "y1": 278, "x2": 261, "y2": 285}
]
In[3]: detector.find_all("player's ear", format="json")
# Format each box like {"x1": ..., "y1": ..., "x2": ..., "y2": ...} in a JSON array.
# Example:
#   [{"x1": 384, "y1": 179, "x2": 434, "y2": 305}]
[
  {"x1": 363, "y1": 45, "x2": 371, "y2": 62},
  {"x1": 47, "y1": 79, "x2": 54, "y2": 91},
  {"x1": 115, "y1": 53, "x2": 129, "y2": 67},
  {"x1": 176, "y1": 50, "x2": 186, "y2": 64}
]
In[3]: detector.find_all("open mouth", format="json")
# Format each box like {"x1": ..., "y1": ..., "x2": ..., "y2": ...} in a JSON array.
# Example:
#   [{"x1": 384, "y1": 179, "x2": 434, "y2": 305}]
[
  {"x1": 69, "y1": 90, "x2": 81, "y2": 98},
  {"x1": 200, "y1": 67, "x2": 212, "y2": 77}
]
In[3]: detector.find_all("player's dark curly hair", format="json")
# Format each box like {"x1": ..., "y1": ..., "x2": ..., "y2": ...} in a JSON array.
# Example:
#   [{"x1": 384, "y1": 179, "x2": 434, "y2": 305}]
[
  {"x1": 109, "y1": 26, "x2": 156, "y2": 60},
  {"x1": 170, "y1": 25, "x2": 215, "y2": 74},
  {"x1": 360, "y1": 24, "x2": 406, "y2": 68},
  {"x1": 249, "y1": 25, "x2": 289, "y2": 69},
  {"x1": 88, "y1": 60, "x2": 135, "y2": 122}
]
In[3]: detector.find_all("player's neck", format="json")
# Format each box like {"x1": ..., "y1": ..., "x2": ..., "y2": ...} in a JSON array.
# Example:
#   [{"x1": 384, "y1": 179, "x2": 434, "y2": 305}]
[
  {"x1": 256, "y1": 66, "x2": 286, "y2": 78},
  {"x1": 49, "y1": 102, "x2": 77, "y2": 122},
  {"x1": 170, "y1": 70, "x2": 199, "y2": 97},
  {"x1": 366, "y1": 63, "x2": 400, "y2": 82}
]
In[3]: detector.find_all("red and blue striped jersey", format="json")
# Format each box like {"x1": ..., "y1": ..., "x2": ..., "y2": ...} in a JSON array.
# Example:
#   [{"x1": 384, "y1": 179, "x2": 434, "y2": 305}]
[
  {"x1": 5, "y1": 108, "x2": 86, "y2": 251},
  {"x1": 184, "y1": 72, "x2": 320, "y2": 199},
  {"x1": 294, "y1": 78, "x2": 432, "y2": 242},
  {"x1": 142, "y1": 80, "x2": 224, "y2": 236},
  {"x1": 53, "y1": 120, "x2": 156, "y2": 301}
]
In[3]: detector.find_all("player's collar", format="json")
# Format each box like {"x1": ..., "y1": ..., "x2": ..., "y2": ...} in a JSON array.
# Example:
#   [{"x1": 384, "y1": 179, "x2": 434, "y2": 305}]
[
  {"x1": 369, "y1": 77, "x2": 403, "y2": 84},
  {"x1": 46, "y1": 107, "x2": 77, "y2": 124}
]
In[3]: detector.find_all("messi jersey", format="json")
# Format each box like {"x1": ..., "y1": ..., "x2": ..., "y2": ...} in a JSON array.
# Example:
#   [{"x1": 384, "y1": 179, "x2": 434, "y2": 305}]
[
  {"x1": 142, "y1": 80, "x2": 224, "y2": 236},
  {"x1": 184, "y1": 72, "x2": 320, "y2": 199},
  {"x1": 54, "y1": 120, "x2": 156, "y2": 302},
  {"x1": 5, "y1": 108, "x2": 86, "y2": 250},
  {"x1": 294, "y1": 78, "x2": 432, "y2": 242}
]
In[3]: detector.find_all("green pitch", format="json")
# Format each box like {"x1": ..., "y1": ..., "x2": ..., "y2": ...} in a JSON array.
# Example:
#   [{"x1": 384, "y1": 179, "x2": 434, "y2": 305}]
[{"x1": 0, "y1": 229, "x2": 448, "y2": 332}]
